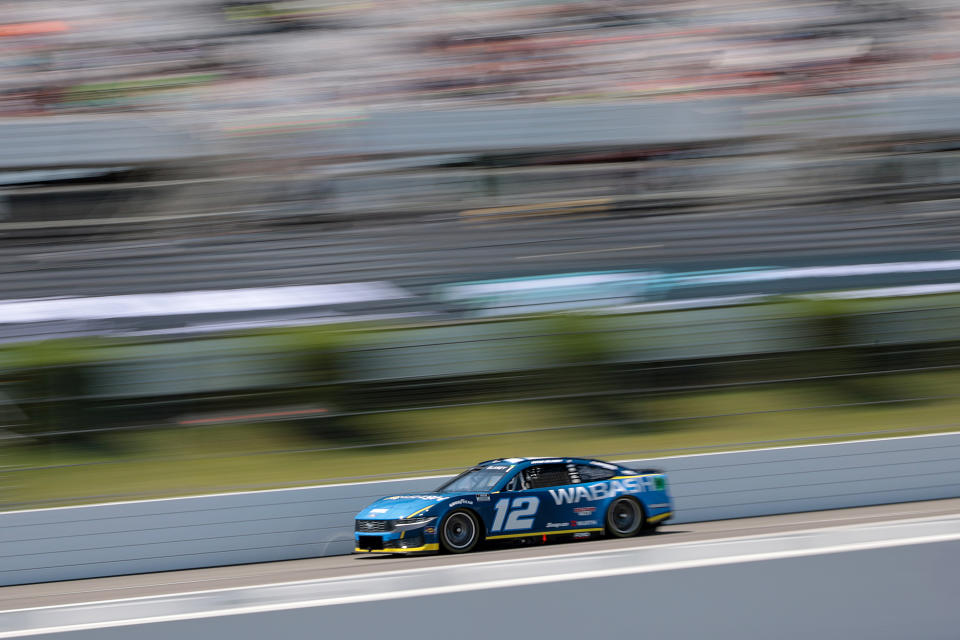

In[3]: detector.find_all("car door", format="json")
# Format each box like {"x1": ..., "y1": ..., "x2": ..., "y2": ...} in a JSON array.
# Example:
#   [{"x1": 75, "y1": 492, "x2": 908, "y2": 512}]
[
  {"x1": 486, "y1": 463, "x2": 579, "y2": 537},
  {"x1": 567, "y1": 462, "x2": 618, "y2": 528}
]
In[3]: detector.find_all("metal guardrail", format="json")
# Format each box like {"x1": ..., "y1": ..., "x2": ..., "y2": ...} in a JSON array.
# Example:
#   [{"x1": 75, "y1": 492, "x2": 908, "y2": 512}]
[{"x1": 4, "y1": 170, "x2": 960, "y2": 233}]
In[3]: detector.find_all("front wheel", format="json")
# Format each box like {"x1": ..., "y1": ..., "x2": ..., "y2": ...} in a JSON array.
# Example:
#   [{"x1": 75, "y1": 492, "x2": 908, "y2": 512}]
[
  {"x1": 439, "y1": 509, "x2": 480, "y2": 554},
  {"x1": 605, "y1": 497, "x2": 644, "y2": 538}
]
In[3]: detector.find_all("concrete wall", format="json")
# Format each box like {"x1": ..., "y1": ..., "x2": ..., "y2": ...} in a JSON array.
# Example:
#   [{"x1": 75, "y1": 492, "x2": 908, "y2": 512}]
[
  {"x1": 3, "y1": 431, "x2": 960, "y2": 587},
  {"x1": 660, "y1": 431, "x2": 960, "y2": 523},
  {"x1": 0, "y1": 476, "x2": 441, "y2": 587}
]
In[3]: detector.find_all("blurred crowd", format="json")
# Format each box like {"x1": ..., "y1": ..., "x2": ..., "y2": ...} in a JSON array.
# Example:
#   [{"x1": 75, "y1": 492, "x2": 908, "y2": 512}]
[{"x1": 2, "y1": 0, "x2": 960, "y2": 117}]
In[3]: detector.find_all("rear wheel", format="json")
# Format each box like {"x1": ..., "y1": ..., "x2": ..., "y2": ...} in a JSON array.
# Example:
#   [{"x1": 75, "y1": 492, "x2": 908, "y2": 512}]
[
  {"x1": 605, "y1": 497, "x2": 644, "y2": 538},
  {"x1": 439, "y1": 509, "x2": 480, "y2": 554}
]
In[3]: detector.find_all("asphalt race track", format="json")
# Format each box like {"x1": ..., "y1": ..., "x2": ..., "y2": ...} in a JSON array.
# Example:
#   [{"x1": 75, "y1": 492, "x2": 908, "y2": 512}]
[{"x1": 3, "y1": 497, "x2": 958, "y2": 612}]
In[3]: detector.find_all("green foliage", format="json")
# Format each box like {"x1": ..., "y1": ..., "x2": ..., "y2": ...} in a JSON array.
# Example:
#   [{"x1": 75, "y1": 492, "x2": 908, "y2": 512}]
[
  {"x1": 7, "y1": 368, "x2": 960, "y2": 509},
  {"x1": 0, "y1": 338, "x2": 104, "y2": 369},
  {"x1": 0, "y1": 293, "x2": 955, "y2": 501}
]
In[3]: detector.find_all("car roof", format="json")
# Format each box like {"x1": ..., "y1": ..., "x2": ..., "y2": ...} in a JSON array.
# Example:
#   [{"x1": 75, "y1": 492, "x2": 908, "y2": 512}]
[{"x1": 476, "y1": 456, "x2": 620, "y2": 468}]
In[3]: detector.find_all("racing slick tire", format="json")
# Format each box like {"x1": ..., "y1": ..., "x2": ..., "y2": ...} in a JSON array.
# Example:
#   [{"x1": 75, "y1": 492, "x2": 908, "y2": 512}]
[
  {"x1": 439, "y1": 509, "x2": 480, "y2": 554},
  {"x1": 605, "y1": 497, "x2": 644, "y2": 538}
]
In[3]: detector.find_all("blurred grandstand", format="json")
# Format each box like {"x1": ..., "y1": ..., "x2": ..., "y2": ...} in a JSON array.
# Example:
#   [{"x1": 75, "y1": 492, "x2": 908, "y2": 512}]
[
  {"x1": 2, "y1": 0, "x2": 957, "y2": 115},
  {"x1": 2, "y1": 0, "x2": 960, "y2": 223},
  {"x1": 0, "y1": 0, "x2": 959, "y2": 329},
  {"x1": 5, "y1": 0, "x2": 960, "y2": 508}
]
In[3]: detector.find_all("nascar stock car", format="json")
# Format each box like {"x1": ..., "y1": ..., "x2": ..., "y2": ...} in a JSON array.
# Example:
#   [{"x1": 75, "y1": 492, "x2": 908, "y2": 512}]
[{"x1": 354, "y1": 456, "x2": 672, "y2": 555}]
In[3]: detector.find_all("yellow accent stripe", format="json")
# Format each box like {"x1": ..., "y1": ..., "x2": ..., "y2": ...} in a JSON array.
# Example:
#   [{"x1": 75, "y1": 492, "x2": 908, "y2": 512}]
[
  {"x1": 354, "y1": 543, "x2": 440, "y2": 554},
  {"x1": 487, "y1": 527, "x2": 604, "y2": 540},
  {"x1": 406, "y1": 506, "x2": 433, "y2": 519},
  {"x1": 648, "y1": 512, "x2": 673, "y2": 523}
]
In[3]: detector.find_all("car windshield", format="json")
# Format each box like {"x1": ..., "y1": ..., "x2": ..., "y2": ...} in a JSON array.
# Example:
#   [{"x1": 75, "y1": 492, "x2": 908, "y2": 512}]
[{"x1": 436, "y1": 465, "x2": 511, "y2": 492}]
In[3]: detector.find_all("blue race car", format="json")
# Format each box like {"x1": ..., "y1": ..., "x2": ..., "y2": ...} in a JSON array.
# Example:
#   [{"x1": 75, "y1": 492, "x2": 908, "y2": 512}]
[{"x1": 354, "y1": 456, "x2": 672, "y2": 555}]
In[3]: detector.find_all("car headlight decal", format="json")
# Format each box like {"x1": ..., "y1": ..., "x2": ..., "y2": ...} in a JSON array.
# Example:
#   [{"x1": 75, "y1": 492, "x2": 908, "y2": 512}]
[{"x1": 394, "y1": 516, "x2": 437, "y2": 529}]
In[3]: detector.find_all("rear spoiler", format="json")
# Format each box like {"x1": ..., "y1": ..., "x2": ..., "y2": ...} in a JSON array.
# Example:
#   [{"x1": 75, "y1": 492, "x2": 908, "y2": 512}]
[{"x1": 629, "y1": 467, "x2": 664, "y2": 475}]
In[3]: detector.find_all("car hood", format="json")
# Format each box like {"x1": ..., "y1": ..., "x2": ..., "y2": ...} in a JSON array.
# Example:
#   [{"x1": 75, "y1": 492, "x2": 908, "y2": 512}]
[{"x1": 355, "y1": 493, "x2": 457, "y2": 520}]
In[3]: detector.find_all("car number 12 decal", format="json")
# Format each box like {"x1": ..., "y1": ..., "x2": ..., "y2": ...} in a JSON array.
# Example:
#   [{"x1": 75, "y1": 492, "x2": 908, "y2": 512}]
[{"x1": 490, "y1": 496, "x2": 540, "y2": 532}]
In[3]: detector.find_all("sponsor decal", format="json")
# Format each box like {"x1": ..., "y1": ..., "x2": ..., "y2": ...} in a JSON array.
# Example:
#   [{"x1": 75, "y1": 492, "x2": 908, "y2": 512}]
[
  {"x1": 573, "y1": 506, "x2": 596, "y2": 516},
  {"x1": 485, "y1": 465, "x2": 510, "y2": 471},
  {"x1": 648, "y1": 503, "x2": 671, "y2": 509},
  {"x1": 574, "y1": 519, "x2": 599, "y2": 526},
  {"x1": 425, "y1": 527, "x2": 436, "y2": 534},
  {"x1": 386, "y1": 495, "x2": 447, "y2": 501},
  {"x1": 545, "y1": 522, "x2": 568, "y2": 529},
  {"x1": 548, "y1": 477, "x2": 656, "y2": 505},
  {"x1": 654, "y1": 476, "x2": 666, "y2": 491},
  {"x1": 573, "y1": 532, "x2": 592, "y2": 539},
  {"x1": 477, "y1": 494, "x2": 491, "y2": 502},
  {"x1": 449, "y1": 499, "x2": 474, "y2": 507}
]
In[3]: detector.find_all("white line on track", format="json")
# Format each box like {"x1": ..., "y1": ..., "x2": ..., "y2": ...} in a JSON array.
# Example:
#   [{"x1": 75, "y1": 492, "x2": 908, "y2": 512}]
[
  {"x1": 4, "y1": 510, "x2": 960, "y2": 616},
  {"x1": 4, "y1": 503, "x2": 950, "y2": 607},
  {"x1": 3, "y1": 527, "x2": 960, "y2": 639}
]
